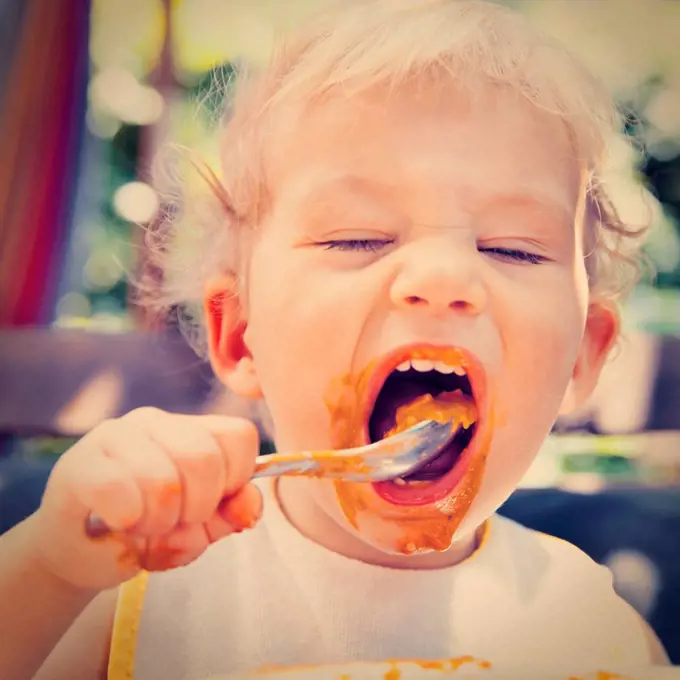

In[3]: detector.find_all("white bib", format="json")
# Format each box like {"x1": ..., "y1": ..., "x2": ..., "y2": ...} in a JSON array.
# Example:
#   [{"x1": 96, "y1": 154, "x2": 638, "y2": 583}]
[{"x1": 109, "y1": 480, "x2": 650, "y2": 680}]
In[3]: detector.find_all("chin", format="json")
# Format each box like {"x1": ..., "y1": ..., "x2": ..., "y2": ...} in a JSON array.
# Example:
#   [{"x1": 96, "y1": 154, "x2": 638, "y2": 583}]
[
  {"x1": 338, "y1": 489, "x2": 491, "y2": 562},
  {"x1": 330, "y1": 447, "x2": 490, "y2": 557}
]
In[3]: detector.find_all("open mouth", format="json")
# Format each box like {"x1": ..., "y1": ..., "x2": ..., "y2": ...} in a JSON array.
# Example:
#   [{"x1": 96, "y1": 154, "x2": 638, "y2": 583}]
[{"x1": 367, "y1": 350, "x2": 480, "y2": 506}]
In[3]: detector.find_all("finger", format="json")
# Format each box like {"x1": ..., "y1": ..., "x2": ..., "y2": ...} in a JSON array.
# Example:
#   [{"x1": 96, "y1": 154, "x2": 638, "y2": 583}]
[
  {"x1": 139, "y1": 414, "x2": 226, "y2": 526},
  {"x1": 217, "y1": 482, "x2": 263, "y2": 532},
  {"x1": 198, "y1": 416, "x2": 259, "y2": 496},
  {"x1": 203, "y1": 513, "x2": 239, "y2": 544},
  {"x1": 142, "y1": 524, "x2": 209, "y2": 571},
  {"x1": 156, "y1": 414, "x2": 260, "y2": 496},
  {"x1": 101, "y1": 419, "x2": 182, "y2": 536},
  {"x1": 50, "y1": 445, "x2": 143, "y2": 532}
]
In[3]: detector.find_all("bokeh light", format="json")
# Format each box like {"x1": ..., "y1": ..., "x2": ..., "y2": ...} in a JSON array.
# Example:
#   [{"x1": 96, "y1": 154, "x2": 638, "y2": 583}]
[
  {"x1": 90, "y1": 0, "x2": 166, "y2": 77},
  {"x1": 89, "y1": 68, "x2": 165, "y2": 126},
  {"x1": 112, "y1": 181, "x2": 160, "y2": 224}
]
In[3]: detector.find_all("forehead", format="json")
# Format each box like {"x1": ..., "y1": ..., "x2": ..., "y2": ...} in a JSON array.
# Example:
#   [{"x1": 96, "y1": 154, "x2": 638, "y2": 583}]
[{"x1": 267, "y1": 80, "x2": 582, "y2": 224}]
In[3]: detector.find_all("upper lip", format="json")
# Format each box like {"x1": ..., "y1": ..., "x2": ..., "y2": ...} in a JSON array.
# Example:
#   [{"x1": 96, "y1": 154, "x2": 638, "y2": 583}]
[{"x1": 360, "y1": 342, "x2": 487, "y2": 444}]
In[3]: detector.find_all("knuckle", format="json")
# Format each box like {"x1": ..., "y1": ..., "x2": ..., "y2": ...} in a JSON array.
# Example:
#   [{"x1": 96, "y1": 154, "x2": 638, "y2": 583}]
[
  {"x1": 175, "y1": 453, "x2": 222, "y2": 481},
  {"x1": 87, "y1": 417, "x2": 142, "y2": 453},
  {"x1": 84, "y1": 417, "x2": 121, "y2": 442},
  {"x1": 137, "y1": 471, "x2": 180, "y2": 492},
  {"x1": 170, "y1": 432, "x2": 221, "y2": 462},
  {"x1": 141, "y1": 477, "x2": 183, "y2": 507},
  {"x1": 230, "y1": 417, "x2": 260, "y2": 449},
  {"x1": 91, "y1": 478, "x2": 129, "y2": 502},
  {"x1": 124, "y1": 406, "x2": 165, "y2": 423}
]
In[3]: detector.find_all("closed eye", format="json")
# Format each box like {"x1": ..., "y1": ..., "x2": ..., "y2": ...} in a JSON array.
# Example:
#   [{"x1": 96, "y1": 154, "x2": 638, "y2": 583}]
[
  {"x1": 479, "y1": 247, "x2": 549, "y2": 265},
  {"x1": 316, "y1": 240, "x2": 548, "y2": 264},
  {"x1": 316, "y1": 238, "x2": 394, "y2": 253}
]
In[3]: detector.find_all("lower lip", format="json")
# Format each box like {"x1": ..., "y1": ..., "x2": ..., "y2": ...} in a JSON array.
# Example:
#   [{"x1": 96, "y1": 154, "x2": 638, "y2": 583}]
[{"x1": 371, "y1": 428, "x2": 477, "y2": 506}]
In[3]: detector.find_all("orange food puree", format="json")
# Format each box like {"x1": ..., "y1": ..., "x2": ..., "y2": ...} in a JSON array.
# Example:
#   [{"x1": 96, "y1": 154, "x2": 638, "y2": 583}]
[
  {"x1": 384, "y1": 390, "x2": 477, "y2": 438},
  {"x1": 323, "y1": 351, "x2": 493, "y2": 556},
  {"x1": 254, "y1": 656, "x2": 491, "y2": 677}
]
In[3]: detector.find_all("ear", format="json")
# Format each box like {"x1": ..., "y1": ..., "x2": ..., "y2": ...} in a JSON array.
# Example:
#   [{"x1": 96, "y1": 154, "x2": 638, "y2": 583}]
[
  {"x1": 203, "y1": 274, "x2": 263, "y2": 399},
  {"x1": 560, "y1": 300, "x2": 619, "y2": 415}
]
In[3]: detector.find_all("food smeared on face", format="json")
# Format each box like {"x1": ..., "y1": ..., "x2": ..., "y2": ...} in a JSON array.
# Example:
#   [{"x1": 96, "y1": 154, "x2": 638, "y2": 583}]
[{"x1": 324, "y1": 345, "x2": 493, "y2": 555}]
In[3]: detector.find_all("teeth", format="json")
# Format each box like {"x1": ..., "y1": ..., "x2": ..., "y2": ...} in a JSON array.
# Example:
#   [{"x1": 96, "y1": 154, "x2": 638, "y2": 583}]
[
  {"x1": 391, "y1": 357, "x2": 467, "y2": 375},
  {"x1": 392, "y1": 477, "x2": 431, "y2": 487},
  {"x1": 411, "y1": 359, "x2": 434, "y2": 372},
  {"x1": 432, "y1": 360, "x2": 455, "y2": 374}
]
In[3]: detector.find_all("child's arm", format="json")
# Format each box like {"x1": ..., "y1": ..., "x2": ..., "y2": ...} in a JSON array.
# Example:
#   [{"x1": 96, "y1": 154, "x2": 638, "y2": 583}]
[
  {"x1": 33, "y1": 589, "x2": 117, "y2": 680},
  {"x1": 0, "y1": 409, "x2": 262, "y2": 679},
  {"x1": 0, "y1": 517, "x2": 105, "y2": 680},
  {"x1": 636, "y1": 612, "x2": 670, "y2": 665}
]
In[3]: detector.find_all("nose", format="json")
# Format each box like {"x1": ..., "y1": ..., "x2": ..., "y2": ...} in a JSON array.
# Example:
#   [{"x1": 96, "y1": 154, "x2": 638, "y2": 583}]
[{"x1": 389, "y1": 237, "x2": 487, "y2": 315}]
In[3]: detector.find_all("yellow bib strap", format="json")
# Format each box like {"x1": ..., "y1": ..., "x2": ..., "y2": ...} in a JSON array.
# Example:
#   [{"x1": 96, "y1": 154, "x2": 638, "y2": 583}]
[{"x1": 108, "y1": 571, "x2": 149, "y2": 680}]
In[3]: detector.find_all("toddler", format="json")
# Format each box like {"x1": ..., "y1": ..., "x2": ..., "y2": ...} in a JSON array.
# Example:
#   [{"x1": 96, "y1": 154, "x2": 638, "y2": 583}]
[{"x1": 1, "y1": 1, "x2": 670, "y2": 678}]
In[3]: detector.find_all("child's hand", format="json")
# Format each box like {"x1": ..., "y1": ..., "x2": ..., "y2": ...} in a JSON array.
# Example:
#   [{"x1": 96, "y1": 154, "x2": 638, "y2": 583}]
[{"x1": 29, "y1": 409, "x2": 262, "y2": 592}]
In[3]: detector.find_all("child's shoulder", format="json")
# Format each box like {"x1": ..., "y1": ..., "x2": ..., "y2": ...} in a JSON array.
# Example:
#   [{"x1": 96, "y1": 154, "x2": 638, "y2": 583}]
[
  {"x1": 488, "y1": 513, "x2": 655, "y2": 665},
  {"x1": 488, "y1": 512, "x2": 618, "y2": 597},
  {"x1": 491, "y1": 512, "x2": 604, "y2": 569}
]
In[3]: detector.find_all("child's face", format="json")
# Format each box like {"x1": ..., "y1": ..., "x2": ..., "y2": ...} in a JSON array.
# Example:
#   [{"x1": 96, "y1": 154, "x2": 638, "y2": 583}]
[{"x1": 207, "y1": 81, "x2": 616, "y2": 557}]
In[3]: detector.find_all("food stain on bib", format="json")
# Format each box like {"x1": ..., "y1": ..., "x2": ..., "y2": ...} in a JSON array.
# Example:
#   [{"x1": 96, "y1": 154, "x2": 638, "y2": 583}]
[
  {"x1": 256, "y1": 656, "x2": 493, "y2": 679},
  {"x1": 413, "y1": 656, "x2": 490, "y2": 672},
  {"x1": 568, "y1": 673, "x2": 630, "y2": 680},
  {"x1": 382, "y1": 656, "x2": 492, "y2": 679}
]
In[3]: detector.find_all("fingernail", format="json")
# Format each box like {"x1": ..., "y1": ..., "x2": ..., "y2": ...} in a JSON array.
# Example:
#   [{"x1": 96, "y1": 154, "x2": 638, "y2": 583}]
[{"x1": 219, "y1": 498, "x2": 260, "y2": 532}]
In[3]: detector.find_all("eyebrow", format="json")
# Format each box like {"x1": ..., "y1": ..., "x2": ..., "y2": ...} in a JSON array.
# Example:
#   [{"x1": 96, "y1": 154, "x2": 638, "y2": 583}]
[
  {"x1": 290, "y1": 174, "x2": 403, "y2": 222},
  {"x1": 295, "y1": 174, "x2": 392, "y2": 204},
  {"x1": 482, "y1": 191, "x2": 575, "y2": 225},
  {"x1": 291, "y1": 174, "x2": 575, "y2": 227}
]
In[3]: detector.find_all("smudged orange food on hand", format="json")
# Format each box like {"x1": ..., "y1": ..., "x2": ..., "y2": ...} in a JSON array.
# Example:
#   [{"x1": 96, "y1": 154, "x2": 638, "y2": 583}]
[
  {"x1": 156, "y1": 481, "x2": 182, "y2": 508},
  {"x1": 89, "y1": 531, "x2": 185, "y2": 573},
  {"x1": 384, "y1": 390, "x2": 477, "y2": 439}
]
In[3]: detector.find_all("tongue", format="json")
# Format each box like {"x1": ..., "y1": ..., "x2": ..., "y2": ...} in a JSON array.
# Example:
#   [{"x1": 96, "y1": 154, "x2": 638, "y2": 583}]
[
  {"x1": 401, "y1": 428, "x2": 472, "y2": 480},
  {"x1": 405, "y1": 443, "x2": 460, "y2": 480},
  {"x1": 369, "y1": 386, "x2": 477, "y2": 482}
]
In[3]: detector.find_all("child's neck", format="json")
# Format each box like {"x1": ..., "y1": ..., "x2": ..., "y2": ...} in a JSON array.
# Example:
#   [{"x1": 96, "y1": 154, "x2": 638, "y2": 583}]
[{"x1": 276, "y1": 478, "x2": 482, "y2": 570}]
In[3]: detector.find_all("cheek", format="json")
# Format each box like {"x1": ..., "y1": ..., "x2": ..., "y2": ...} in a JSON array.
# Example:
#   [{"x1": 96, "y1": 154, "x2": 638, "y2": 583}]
[
  {"x1": 503, "y1": 303, "x2": 583, "y2": 441},
  {"x1": 505, "y1": 275, "x2": 587, "y2": 379},
  {"x1": 476, "y1": 286, "x2": 587, "y2": 504},
  {"x1": 244, "y1": 248, "x2": 377, "y2": 448},
  {"x1": 244, "y1": 255, "x2": 324, "y2": 438}
]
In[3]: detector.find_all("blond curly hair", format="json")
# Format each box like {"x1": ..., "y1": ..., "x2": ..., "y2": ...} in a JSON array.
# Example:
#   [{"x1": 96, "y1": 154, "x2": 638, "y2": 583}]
[{"x1": 144, "y1": 0, "x2": 648, "y2": 355}]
